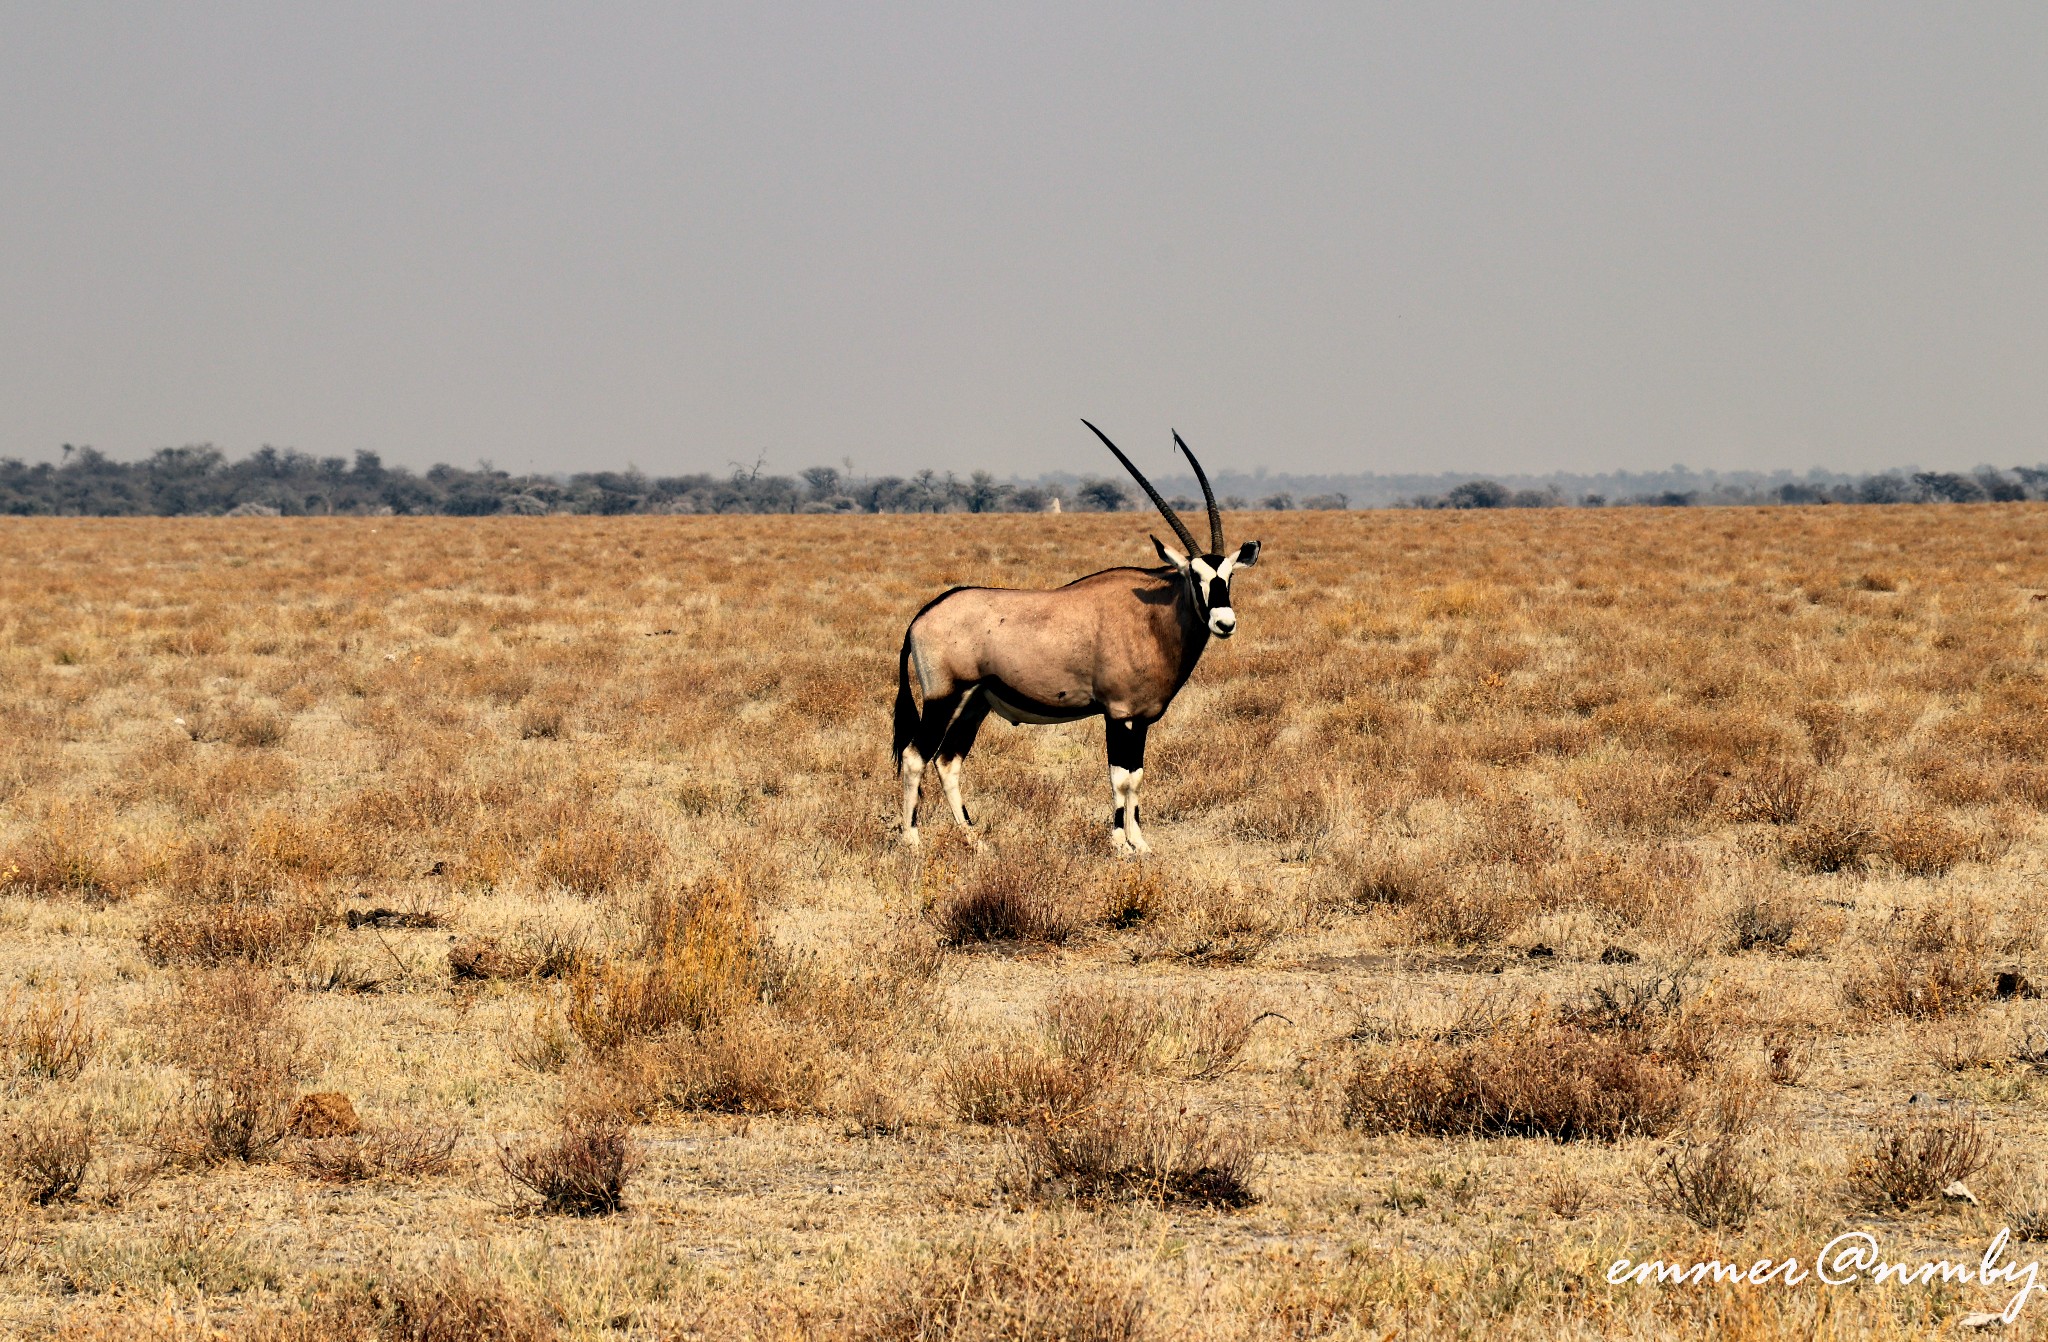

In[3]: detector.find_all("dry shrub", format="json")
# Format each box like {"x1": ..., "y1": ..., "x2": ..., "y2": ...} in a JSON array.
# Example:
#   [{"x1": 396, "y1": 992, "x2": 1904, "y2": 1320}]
[
  {"x1": 1848, "y1": 1112, "x2": 1990, "y2": 1210},
  {"x1": 448, "y1": 927, "x2": 584, "y2": 982},
  {"x1": 497, "y1": 1112, "x2": 634, "y2": 1215},
  {"x1": 1405, "y1": 874, "x2": 1522, "y2": 948},
  {"x1": 1, "y1": 807, "x2": 128, "y2": 902},
  {"x1": 1230, "y1": 775, "x2": 1337, "y2": 853},
  {"x1": 854, "y1": 1229, "x2": 1147, "y2": 1342},
  {"x1": 1578, "y1": 759, "x2": 1720, "y2": 835},
  {"x1": 1725, "y1": 889, "x2": 1813, "y2": 955},
  {"x1": 142, "y1": 893, "x2": 326, "y2": 968},
  {"x1": 1795, "y1": 701, "x2": 1851, "y2": 765},
  {"x1": 1644, "y1": 1140, "x2": 1770, "y2": 1229},
  {"x1": 528, "y1": 815, "x2": 662, "y2": 896},
  {"x1": 2, "y1": 1107, "x2": 94, "y2": 1204},
  {"x1": 567, "y1": 875, "x2": 761, "y2": 1054},
  {"x1": 287, "y1": 1123, "x2": 460, "y2": 1184},
  {"x1": 1766, "y1": 1032, "x2": 1815, "y2": 1086},
  {"x1": 156, "y1": 811, "x2": 362, "y2": 897},
  {"x1": 942, "y1": 1044, "x2": 1100, "y2": 1127},
  {"x1": 1842, "y1": 913, "x2": 1991, "y2": 1020},
  {"x1": 380, "y1": 1262, "x2": 559, "y2": 1342},
  {"x1": 641, "y1": 1009, "x2": 825, "y2": 1115},
  {"x1": 182, "y1": 703, "x2": 289, "y2": 748},
  {"x1": 162, "y1": 968, "x2": 306, "y2": 1165},
  {"x1": 1878, "y1": 810, "x2": 1999, "y2": 877},
  {"x1": 1780, "y1": 804, "x2": 1879, "y2": 874},
  {"x1": 0, "y1": 988, "x2": 98, "y2": 1080},
  {"x1": 1014, "y1": 1097, "x2": 1258, "y2": 1208},
  {"x1": 1158, "y1": 992, "x2": 1266, "y2": 1080},
  {"x1": 1725, "y1": 760, "x2": 1816, "y2": 825},
  {"x1": 517, "y1": 702, "x2": 566, "y2": 740},
  {"x1": 931, "y1": 852, "x2": 1090, "y2": 947},
  {"x1": 1145, "y1": 879, "x2": 1293, "y2": 963},
  {"x1": 1042, "y1": 985, "x2": 1162, "y2": 1077},
  {"x1": 1334, "y1": 841, "x2": 1451, "y2": 909},
  {"x1": 1347, "y1": 980, "x2": 1706, "y2": 1142}
]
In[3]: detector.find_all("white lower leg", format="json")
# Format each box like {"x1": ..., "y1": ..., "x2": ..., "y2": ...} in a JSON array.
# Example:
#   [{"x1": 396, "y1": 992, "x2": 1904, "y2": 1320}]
[
  {"x1": 899, "y1": 746, "x2": 925, "y2": 845},
  {"x1": 1121, "y1": 767, "x2": 1149, "y2": 853},
  {"x1": 1109, "y1": 764, "x2": 1143, "y2": 852},
  {"x1": 936, "y1": 755, "x2": 972, "y2": 830}
]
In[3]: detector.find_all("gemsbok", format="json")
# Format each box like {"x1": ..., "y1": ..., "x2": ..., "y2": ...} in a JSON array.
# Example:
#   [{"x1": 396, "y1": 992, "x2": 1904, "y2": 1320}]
[{"x1": 893, "y1": 422, "x2": 1261, "y2": 852}]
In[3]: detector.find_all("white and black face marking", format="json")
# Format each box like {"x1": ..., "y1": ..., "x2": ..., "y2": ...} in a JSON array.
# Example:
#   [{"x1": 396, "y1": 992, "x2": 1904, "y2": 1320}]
[{"x1": 1153, "y1": 535, "x2": 1260, "y2": 638}]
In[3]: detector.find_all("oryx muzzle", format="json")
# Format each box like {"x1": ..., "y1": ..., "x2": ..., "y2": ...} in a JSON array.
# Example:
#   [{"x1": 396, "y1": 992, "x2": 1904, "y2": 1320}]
[{"x1": 892, "y1": 422, "x2": 1263, "y2": 853}]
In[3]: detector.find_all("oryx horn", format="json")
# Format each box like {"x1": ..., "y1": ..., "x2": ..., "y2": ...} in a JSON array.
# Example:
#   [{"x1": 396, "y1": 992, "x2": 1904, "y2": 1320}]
[
  {"x1": 1081, "y1": 419, "x2": 1198, "y2": 557},
  {"x1": 1173, "y1": 430, "x2": 1224, "y2": 554}
]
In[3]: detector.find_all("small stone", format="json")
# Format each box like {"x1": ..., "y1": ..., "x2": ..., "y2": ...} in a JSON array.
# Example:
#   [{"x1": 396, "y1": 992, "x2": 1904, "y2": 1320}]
[
  {"x1": 1942, "y1": 1180, "x2": 1979, "y2": 1205},
  {"x1": 1995, "y1": 971, "x2": 2031, "y2": 1000},
  {"x1": 826, "y1": 1184, "x2": 848, "y2": 1195},
  {"x1": 1956, "y1": 1311, "x2": 2004, "y2": 1329},
  {"x1": 288, "y1": 1092, "x2": 360, "y2": 1139},
  {"x1": 1526, "y1": 944, "x2": 1556, "y2": 959},
  {"x1": 1599, "y1": 945, "x2": 1639, "y2": 965}
]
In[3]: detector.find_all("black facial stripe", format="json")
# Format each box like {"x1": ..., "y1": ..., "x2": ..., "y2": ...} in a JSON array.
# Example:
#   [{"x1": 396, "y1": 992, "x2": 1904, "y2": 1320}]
[{"x1": 1207, "y1": 576, "x2": 1229, "y2": 609}]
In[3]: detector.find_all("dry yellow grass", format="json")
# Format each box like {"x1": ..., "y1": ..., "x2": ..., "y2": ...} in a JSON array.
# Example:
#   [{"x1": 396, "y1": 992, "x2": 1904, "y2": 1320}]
[{"x1": 2, "y1": 505, "x2": 2048, "y2": 1337}]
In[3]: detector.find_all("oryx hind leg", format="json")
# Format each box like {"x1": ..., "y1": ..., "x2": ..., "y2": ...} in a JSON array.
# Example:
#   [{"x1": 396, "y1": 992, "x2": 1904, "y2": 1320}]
[
  {"x1": 901, "y1": 689, "x2": 968, "y2": 847},
  {"x1": 935, "y1": 688, "x2": 991, "y2": 838},
  {"x1": 1105, "y1": 717, "x2": 1153, "y2": 855}
]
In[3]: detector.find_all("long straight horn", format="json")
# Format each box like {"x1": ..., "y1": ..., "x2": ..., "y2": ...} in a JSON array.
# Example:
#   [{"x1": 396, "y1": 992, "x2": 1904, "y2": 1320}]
[
  {"x1": 1081, "y1": 419, "x2": 1198, "y2": 556},
  {"x1": 1173, "y1": 430, "x2": 1224, "y2": 554}
]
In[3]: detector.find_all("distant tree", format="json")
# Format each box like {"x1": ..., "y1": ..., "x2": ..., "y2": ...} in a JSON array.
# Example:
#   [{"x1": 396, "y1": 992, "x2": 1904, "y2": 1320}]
[
  {"x1": 1075, "y1": 478, "x2": 1128, "y2": 512},
  {"x1": 801, "y1": 466, "x2": 842, "y2": 501},
  {"x1": 964, "y1": 471, "x2": 1012, "y2": 513},
  {"x1": 1301, "y1": 493, "x2": 1348, "y2": 510},
  {"x1": 1260, "y1": 492, "x2": 1296, "y2": 510},
  {"x1": 1913, "y1": 472, "x2": 1986, "y2": 503},
  {"x1": 1444, "y1": 480, "x2": 1511, "y2": 509}
]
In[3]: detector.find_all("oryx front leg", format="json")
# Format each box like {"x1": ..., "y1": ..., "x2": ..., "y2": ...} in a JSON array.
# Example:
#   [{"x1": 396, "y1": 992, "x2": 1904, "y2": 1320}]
[{"x1": 1105, "y1": 717, "x2": 1153, "y2": 855}]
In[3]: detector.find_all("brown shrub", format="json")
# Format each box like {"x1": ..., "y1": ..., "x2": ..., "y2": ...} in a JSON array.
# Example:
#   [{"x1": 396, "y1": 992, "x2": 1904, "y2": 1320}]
[
  {"x1": 182, "y1": 703, "x2": 289, "y2": 748},
  {"x1": 1848, "y1": 1113, "x2": 1990, "y2": 1210},
  {"x1": 1335, "y1": 844, "x2": 1446, "y2": 907},
  {"x1": 1843, "y1": 951, "x2": 1988, "y2": 1019},
  {"x1": 642, "y1": 1010, "x2": 824, "y2": 1115},
  {"x1": 1013, "y1": 1097, "x2": 1258, "y2": 1208},
  {"x1": 1725, "y1": 889, "x2": 1812, "y2": 955},
  {"x1": 931, "y1": 853, "x2": 1091, "y2": 946},
  {"x1": 1878, "y1": 811, "x2": 1996, "y2": 877},
  {"x1": 1343, "y1": 1024, "x2": 1691, "y2": 1141},
  {"x1": 448, "y1": 927, "x2": 583, "y2": 982},
  {"x1": 380, "y1": 1262, "x2": 559, "y2": 1342},
  {"x1": 497, "y1": 1113, "x2": 635, "y2": 1215},
  {"x1": 1041, "y1": 985, "x2": 1163, "y2": 1077},
  {"x1": 942, "y1": 1044, "x2": 1100, "y2": 1126},
  {"x1": 853, "y1": 1230, "x2": 1147, "y2": 1342},
  {"x1": 163, "y1": 968, "x2": 306, "y2": 1164},
  {"x1": 1842, "y1": 913, "x2": 1990, "y2": 1019},
  {"x1": 2, "y1": 1107, "x2": 94, "y2": 1205},
  {"x1": 1725, "y1": 760, "x2": 1816, "y2": 825},
  {"x1": 1780, "y1": 808, "x2": 1878, "y2": 874},
  {"x1": 1, "y1": 808, "x2": 128, "y2": 902},
  {"x1": 528, "y1": 815, "x2": 662, "y2": 895},
  {"x1": 567, "y1": 876, "x2": 761, "y2": 1054},
  {"x1": 1405, "y1": 875, "x2": 1522, "y2": 948},
  {"x1": 0, "y1": 988, "x2": 98, "y2": 1080},
  {"x1": 287, "y1": 1123, "x2": 460, "y2": 1184},
  {"x1": 1578, "y1": 759, "x2": 1720, "y2": 835},
  {"x1": 141, "y1": 893, "x2": 326, "y2": 968},
  {"x1": 1644, "y1": 1140, "x2": 1769, "y2": 1229}
]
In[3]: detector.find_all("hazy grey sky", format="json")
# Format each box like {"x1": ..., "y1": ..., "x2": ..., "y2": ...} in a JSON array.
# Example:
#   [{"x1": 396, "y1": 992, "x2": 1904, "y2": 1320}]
[{"x1": 4, "y1": 4, "x2": 2044, "y2": 477}]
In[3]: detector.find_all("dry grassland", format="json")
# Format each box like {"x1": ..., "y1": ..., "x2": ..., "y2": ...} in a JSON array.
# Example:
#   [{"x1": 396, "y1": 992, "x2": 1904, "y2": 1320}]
[{"x1": 3, "y1": 506, "x2": 2048, "y2": 1339}]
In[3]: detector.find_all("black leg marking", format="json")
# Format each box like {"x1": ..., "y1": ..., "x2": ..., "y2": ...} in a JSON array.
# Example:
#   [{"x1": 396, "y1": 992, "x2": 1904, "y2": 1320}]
[{"x1": 1112, "y1": 805, "x2": 1126, "y2": 830}]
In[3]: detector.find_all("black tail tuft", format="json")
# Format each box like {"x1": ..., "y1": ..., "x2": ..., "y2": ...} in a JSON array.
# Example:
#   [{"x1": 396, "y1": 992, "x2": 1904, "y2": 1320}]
[{"x1": 892, "y1": 625, "x2": 919, "y2": 764}]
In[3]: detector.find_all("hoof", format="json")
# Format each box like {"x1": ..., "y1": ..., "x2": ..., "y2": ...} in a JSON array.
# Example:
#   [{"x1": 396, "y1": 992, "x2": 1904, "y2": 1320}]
[{"x1": 899, "y1": 829, "x2": 922, "y2": 849}]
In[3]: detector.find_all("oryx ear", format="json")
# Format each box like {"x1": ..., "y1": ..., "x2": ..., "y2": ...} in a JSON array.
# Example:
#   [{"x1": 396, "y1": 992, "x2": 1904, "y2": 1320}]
[
  {"x1": 1234, "y1": 540, "x2": 1261, "y2": 568},
  {"x1": 1151, "y1": 535, "x2": 1190, "y2": 570}
]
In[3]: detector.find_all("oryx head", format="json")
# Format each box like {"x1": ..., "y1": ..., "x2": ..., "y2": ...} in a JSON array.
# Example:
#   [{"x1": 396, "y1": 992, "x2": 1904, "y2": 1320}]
[{"x1": 1082, "y1": 421, "x2": 1262, "y2": 640}]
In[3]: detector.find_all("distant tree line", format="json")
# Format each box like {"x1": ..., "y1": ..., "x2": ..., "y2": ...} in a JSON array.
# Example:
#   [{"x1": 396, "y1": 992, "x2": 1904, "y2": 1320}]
[
  {"x1": 4, "y1": 444, "x2": 2045, "y2": 516},
  {"x1": 1404, "y1": 466, "x2": 2048, "y2": 509},
  {"x1": 0, "y1": 445, "x2": 1134, "y2": 517}
]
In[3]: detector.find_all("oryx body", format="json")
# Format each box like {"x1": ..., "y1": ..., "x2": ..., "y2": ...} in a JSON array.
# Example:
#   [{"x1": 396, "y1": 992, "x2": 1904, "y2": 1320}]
[{"x1": 893, "y1": 423, "x2": 1260, "y2": 852}]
